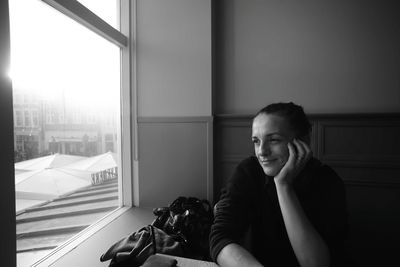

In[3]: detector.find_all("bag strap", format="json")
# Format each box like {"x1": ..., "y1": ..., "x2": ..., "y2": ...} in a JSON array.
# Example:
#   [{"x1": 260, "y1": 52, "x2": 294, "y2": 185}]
[{"x1": 150, "y1": 225, "x2": 157, "y2": 255}]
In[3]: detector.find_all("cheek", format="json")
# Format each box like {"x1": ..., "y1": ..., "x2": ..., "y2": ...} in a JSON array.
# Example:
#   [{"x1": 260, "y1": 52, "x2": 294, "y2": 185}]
[
  {"x1": 274, "y1": 146, "x2": 289, "y2": 172},
  {"x1": 273, "y1": 143, "x2": 289, "y2": 158},
  {"x1": 282, "y1": 145, "x2": 290, "y2": 161}
]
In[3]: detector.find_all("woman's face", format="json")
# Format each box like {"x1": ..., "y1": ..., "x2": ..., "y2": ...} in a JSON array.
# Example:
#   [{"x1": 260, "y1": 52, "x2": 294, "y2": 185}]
[{"x1": 252, "y1": 113, "x2": 296, "y2": 176}]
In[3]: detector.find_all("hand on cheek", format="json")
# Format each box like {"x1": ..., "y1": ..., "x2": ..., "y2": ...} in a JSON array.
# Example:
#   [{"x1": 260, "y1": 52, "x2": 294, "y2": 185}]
[{"x1": 274, "y1": 138, "x2": 312, "y2": 186}]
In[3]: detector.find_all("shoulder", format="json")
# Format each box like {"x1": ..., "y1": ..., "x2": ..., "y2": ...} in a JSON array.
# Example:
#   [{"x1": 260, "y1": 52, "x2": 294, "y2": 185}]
[
  {"x1": 235, "y1": 156, "x2": 265, "y2": 180},
  {"x1": 237, "y1": 156, "x2": 260, "y2": 170},
  {"x1": 225, "y1": 156, "x2": 265, "y2": 192}
]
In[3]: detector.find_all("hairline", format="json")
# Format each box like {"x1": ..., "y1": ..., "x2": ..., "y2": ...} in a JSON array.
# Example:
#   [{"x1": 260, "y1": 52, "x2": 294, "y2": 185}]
[{"x1": 252, "y1": 110, "x2": 311, "y2": 144}]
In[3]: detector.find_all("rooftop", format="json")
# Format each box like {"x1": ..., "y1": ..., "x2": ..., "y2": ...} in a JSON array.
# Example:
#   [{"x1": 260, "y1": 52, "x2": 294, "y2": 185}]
[
  {"x1": 16, "y1": 178, "x2": 118, "y2": 266},
  {"x1": 14, "y1": 152, "x2": 119, "y2": 266}
]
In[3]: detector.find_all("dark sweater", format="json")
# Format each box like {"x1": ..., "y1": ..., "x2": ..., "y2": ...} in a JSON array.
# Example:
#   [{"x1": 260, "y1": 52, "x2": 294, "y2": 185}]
[{"x1": 210, "y1": 156, "x2": 349, "y2": 267}]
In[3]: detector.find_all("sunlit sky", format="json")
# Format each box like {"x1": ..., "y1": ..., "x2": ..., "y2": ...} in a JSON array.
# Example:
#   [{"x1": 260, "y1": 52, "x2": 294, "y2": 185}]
[{"x1": 8, "y1": 0, "x2": 120, "y2": 110}]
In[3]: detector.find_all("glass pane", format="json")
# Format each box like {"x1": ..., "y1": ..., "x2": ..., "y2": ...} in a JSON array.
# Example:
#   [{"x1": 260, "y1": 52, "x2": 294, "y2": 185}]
[
  {"x1": 77, "y1": 0, "x2": 119, "y2": 30},
  {"x1": 9, "y1": 0, "x2": 121, "y2": 266}
]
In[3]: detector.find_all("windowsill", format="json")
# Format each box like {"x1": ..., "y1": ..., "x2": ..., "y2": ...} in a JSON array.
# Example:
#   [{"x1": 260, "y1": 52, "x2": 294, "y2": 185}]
[{"x1": 34, "y1": 206, "x2": 155, "y2": 267}]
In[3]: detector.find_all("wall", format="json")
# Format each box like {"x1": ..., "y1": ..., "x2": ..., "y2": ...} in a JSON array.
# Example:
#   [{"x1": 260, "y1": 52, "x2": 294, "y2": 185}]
[
  {"x1": 137, "y1": 0, "x2": 212, "y2": 117},
  {"x1": 0, "y1": 1, "x2": 16, "y2": 266},
  {"x1": 136, "y1": 0, "x2": 213, "y2": 207},
  {"x1": 214, "y1": 0, "x2": 400, "y2": 114}
]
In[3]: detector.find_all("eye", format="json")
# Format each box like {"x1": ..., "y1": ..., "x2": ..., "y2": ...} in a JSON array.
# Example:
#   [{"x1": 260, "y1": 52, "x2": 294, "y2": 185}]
[
  {"x1": 269, "y1": 138, "x2": 281, "y2": 144},
  {"x1": 252, "y1": 138, "x2": 260, "y2": 145}
]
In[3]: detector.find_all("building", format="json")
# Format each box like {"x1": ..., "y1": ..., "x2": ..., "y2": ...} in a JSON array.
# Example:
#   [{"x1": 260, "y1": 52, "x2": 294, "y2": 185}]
[{"x1": 12, "y1": 88, "x2": 118, "y2": 162}]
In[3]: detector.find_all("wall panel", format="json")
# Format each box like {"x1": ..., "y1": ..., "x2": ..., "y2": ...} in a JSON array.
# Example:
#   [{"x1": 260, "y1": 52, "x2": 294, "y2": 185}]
[
  {"x1": 317, "y1": 116, "x2": 400, "y2": 167},
  {"x1": 138, "y1": 117, "x2": 213, "y2": 208}
]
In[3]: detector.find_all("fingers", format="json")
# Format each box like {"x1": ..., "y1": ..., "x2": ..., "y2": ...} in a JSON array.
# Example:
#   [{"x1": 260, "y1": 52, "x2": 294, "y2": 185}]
[
  {"x1": 298, "y1": 139, "x2": 312, "y2": 160},
  {"x1": 286, "y1": 139, "x2": 313, "y2": 169},
  {"x1": 286, "y1": 141, "x2": 296, "y2": 166},
  {"x1": 292, "y1": 139, "x2": 312, "y2": 165},
  {"x1": 293, "y1": 139, "x2": 304, "y2": 164},
  {"x1": 302, "y1": 140, "x2": 313, "y2": 160}
]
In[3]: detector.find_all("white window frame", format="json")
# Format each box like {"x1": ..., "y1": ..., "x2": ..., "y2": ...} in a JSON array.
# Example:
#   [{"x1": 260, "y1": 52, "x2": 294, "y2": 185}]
[{"x1": 26, "y1": 0, "x2": 138, "y2": 266}]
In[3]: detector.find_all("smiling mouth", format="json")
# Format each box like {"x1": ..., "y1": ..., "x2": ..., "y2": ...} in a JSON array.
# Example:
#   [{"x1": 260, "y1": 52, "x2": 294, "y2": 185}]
[{"x1": 259, "y1": 159, "x2": 277, "y2": 165}]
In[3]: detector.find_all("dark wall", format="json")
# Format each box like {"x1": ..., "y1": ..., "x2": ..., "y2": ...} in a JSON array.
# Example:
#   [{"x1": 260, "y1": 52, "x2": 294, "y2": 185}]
[{"x1": 214, "y1": 0, "x2": 400, "y2": 114}]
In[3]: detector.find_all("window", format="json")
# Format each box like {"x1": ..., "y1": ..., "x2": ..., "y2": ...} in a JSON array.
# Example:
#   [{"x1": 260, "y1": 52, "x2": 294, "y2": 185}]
[
  {"x1": 32, "y1": 110, "x2": 38, "y2": 127},
  {"x1": 23, "y1": 110, "x2": 30, "y2": 127},
  {"x1": 14, "y1": 92, "x2": 23, "y2": 104},
  {"x1": 15, "y1": 110, "x2": 23, "y2": 126},
  {"x1": 9, "y1": 0, "x2": 133, "y2": 266}
]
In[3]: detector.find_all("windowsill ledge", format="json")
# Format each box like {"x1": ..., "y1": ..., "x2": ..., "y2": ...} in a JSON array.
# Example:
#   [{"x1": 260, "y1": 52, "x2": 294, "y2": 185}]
[{"x1": 34, "y1": 206, "x2": 155, "y2": 267}]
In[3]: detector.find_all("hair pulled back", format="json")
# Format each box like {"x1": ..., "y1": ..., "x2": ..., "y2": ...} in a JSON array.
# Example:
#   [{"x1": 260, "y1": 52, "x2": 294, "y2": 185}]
[{"x1": 254, "y1": 102, "x2": 312, "y2": 143}]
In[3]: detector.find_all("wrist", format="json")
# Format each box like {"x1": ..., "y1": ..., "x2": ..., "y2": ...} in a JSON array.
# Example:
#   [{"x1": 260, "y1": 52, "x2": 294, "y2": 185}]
[{"x1": 274, "y1": 180, "x2": 294, "y2": 192}]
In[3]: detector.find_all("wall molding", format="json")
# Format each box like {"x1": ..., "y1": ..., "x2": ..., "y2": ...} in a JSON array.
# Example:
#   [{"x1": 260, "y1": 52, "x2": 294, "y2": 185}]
[{"x1": 138, "y1": 116, "x2": 213, "y2": 123}]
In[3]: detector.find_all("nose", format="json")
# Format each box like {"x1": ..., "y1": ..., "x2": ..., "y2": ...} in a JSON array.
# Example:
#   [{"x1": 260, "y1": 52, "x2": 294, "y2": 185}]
[{"x1": 258, "y1": 141, "x2": 271, "y2": 156}]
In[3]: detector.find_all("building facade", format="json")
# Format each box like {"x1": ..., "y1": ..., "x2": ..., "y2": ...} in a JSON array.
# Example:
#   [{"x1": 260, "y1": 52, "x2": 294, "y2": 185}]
[{"x1": 13, "y1": 89, "x2": 118, "y2": 162}]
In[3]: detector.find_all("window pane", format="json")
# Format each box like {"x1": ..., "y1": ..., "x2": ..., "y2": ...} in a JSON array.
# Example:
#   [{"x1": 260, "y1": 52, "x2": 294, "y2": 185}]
[{"x1": 9, "y1": 0, "x2": 121, "y2": 266}]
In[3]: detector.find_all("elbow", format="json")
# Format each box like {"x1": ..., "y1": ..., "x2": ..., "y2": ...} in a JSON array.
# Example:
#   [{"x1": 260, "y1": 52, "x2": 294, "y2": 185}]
[
  {"x1": 216, "y1": 243, "x2": 263, "y2": 267},
  {"x1": 303, "y1": 248, "x2": 330, "y2": 267},
  {"x1": 295, "y1": 241, "x2": 330, "y2": 267},
  {"x1": 318, "y1": 244, "x2": 331, "y2": 267}
]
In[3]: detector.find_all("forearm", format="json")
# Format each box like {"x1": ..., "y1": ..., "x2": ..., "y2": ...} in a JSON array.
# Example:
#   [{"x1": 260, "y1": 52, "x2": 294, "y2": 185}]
[
  {"x1": 216, "y1": 243, "x2": 263, "y2": 267},
  {"x1": 276, "y1": 184, "x2": 330, "y2": 267}
]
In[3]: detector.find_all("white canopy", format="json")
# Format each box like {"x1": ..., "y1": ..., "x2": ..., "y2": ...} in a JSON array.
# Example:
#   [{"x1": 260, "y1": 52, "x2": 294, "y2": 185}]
[
  {"x1": 63, "y1": 151, "x2": 117, "y2": 172},
  {"x1": 15, "y1": 153, "x2": 86, "y2": 171},
  {"x1": 15, "y1": 168, "x2": 92, "y2": 196},
  {"x1": 15, "y1": 152, "x2": 117, "y2": 212}
]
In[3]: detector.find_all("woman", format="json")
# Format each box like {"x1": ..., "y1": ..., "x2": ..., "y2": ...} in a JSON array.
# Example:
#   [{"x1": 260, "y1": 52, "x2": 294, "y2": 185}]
[{"x1": 210, "y1": 102, "x2": 349, "y2": 267}]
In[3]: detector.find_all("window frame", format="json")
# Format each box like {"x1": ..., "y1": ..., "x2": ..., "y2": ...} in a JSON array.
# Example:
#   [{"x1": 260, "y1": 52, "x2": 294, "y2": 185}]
[{"x1": 12, "y1": 0, "x2": 138, "y2": 266}]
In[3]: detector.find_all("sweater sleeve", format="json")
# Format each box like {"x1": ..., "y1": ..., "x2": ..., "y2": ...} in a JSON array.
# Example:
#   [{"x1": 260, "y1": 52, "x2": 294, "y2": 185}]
[{"x1": 209, "y1": 158, "x2": 258, "y2": 262}]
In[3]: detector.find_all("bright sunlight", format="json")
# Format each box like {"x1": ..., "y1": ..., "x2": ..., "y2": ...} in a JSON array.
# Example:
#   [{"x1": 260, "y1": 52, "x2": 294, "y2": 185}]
[{"x1": 9, "y1": 0, "x2": 119, "y2": 110}]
